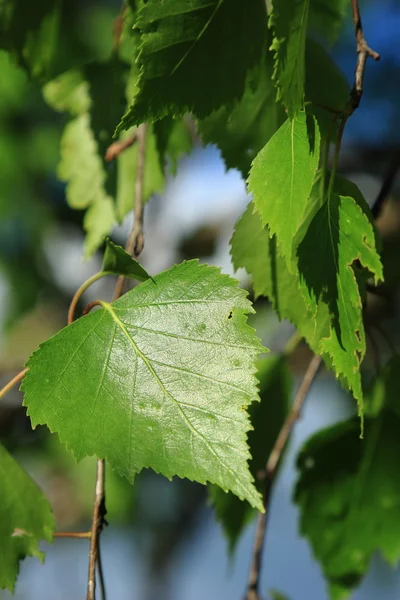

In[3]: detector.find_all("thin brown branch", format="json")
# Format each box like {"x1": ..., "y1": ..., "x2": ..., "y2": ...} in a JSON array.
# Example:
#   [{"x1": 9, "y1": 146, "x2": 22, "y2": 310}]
[
  {"x1": 86, "y1": 122, "x2": 149, "y2": 600},
  {"x1": 82, "y1": 300, "x2": 103, "y2": 317},
  {"x1": 113, "y1": 123, "x2": 148, "y2": 299},
  {"x1": 87, "y1": 459, "x2": 107, "y2": 600},
  {"x1": 54, "y1": 531, "x2": 91, "y2": 539},
  {"x1": 112, "y1": 2, "x2": 127, "y2": 55},
  {"x1": 349, "y1": 0, "x2": 380, "y2": 113},
  {"x1": 105, "y1": 134, "x2": 137, "y2": 162},
  {"x1": 0, "y1": 368, "x2": 28, "y2": 401},
  {"x1": 245, "y1": 354, "x2": 322, "y2": 600}
]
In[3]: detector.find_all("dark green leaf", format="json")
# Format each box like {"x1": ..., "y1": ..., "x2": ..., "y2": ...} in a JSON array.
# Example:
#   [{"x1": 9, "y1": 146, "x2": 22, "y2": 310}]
[
  {"x1": 295, "y1": 410, "x2": 400, "y2": 599},
  {"x1": 116, "y1": 0, "x2": 267, "y2": 131},
  {"x1": 269, "y1": 0, "x2": 310, "y2": 117},
  {"x1": 102, "y1": 238, "x2": 152, "y2": 282},
  {"x1": 309, "y1": 0, "x2": 348, "y2": 43},
  {"x1": 199, "y1": 50, "x2": 285, "y2": 178},
  {"x1": 0, "y1": 444, "x2": 54, "y2": 592},
  {"x1": 364, "y1": 355, "x2": 400, "y2": 418},
  {"x1": 210, "y1": 356, "x2": 289, "y2": 550},
  {"x1": 23, "y1": 261, "x2": 266, "y2": 509}
]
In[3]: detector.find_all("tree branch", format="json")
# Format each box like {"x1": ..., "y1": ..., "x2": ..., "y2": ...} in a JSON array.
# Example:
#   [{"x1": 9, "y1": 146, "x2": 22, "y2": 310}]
[
  {"x1": 245, "y1": 354, "x2": 322, "y2": 600},
  {"x1": 54, "y1": 531, "x2": 91, "y2": 539},
  {"x1": 105, "y1": 134, "x2": 137, "y2": 162},
  {"x1": 349, "y1": 0, "x2": 380, "y2": 113},
  {"x1": 113, "y1": 123, "x2": 148, "y2": 298},
  {"x1": 86, "y1": 122, "x2": 148, "y2": 600},
  {"x1": 0, "y1": 368, "x2": 27, "y2": 401}
]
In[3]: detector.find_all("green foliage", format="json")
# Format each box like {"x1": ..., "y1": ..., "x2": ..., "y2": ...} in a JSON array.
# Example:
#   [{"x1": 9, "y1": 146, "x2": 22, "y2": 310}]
[
  {"x1": 210, "y1": 355, "x2": 289, "y2": 550},
  {"x1": 0, "y1": 0, "x2": 392, "y2": 594},
  {"x1": 295, "y1": 407, "x2": 400, "y2": 598},
  {"x1": 309, "y1": 0, "x2": 348, "y2": 43},
  {"x1": 23, "y1": 261, "x2": 265, "y2": 509},
  {"x1": 298, "y1": 190, "x2": 383, "y2": 408},
  {"x1": 116, "y1": 0, "x2": 267, "y2": 131},
  {"x1": 269, "y1": 0, "x2": 310, "y2": 117},
  {"x1": 199, "y1": 49, "x2": 285, "y2": 177},
  {"x1": 0, "y1": 444, "x2": 54, "y2": 592},
  {"x1": 248, "y1": 111, "x2": 320, "y2": 267},
  {"x1": 102, "y1": 238, "x2": 152, "y2": 281}
]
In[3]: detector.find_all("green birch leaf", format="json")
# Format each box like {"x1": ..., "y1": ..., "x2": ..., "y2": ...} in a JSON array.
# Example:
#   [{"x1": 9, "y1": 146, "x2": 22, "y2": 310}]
[
  {"x1": 102, "y1": 238, "x2": 152, "y2": 282},
  {"x1": 57, "y1": 114, "x2": 107, "y2": 210},
  {"x1": 22, "y1": 261, "x2": 265, "y2": 510},
  {"x1": 199, "y1": 51, "x2": 285, "y2": 178},
  {"x1": 83, "y1": 194, "x2": 116, "y2": 259},
  {"x1": 297, "y1": 192, "x2": 383, "y2": 408},
  {"x1": 309, "y1": 0, "x2": 348, "y2": 43},
  {"x1": 295, "y1": 410, "x2": 400, "y2": 599},
  {"x1": 209, "y1": 355, "x2": 289, "y2": 551},
  {"x1": 42, "y1": 69, "x2": 90, "y2": 115},
  {"x1": 0, "y1": 444, "x2": 54, "y2": 592},
  {"x1": 248, "y1": 111, "x2": 320, "y2": 267},
  {"x1": 116, "y1": 0, "x2": 267, "y2": 132},
  {"x1": 269, "y1": 0, "x2": 310, "y2": 117},
  {"x1": 230, "y1": 202, "x2": 328, "y2": 354}
]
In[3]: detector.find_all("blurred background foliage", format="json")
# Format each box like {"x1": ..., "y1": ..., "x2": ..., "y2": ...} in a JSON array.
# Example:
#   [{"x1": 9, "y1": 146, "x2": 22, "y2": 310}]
[{"x1": 1, "y1": 0, "x2": 400, "y2": 599}]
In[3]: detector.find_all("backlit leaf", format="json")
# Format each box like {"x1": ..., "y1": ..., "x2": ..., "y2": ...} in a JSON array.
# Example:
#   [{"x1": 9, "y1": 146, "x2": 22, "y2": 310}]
[
  {"x1": 298, "y1": 191, "x2": 383, "y2": 408},
  {"x1": 0, "y1": 444, "x2": 54, "y2": 592},
  {"x1": 22, "y1": 261, "x2": 266, "y2": 509},
  {"x1": 248, "y1": 111, "x2": 320, "y2": 267}
]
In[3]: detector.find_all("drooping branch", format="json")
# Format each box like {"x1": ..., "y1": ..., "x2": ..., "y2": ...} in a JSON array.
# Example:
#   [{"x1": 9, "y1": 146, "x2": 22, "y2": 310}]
[
  {"x1": 86, "y1": 122, "x2": 149, "y2": 600},
  {"x1": 245, "y1": 354, "x2": 322, "y2": 600}
]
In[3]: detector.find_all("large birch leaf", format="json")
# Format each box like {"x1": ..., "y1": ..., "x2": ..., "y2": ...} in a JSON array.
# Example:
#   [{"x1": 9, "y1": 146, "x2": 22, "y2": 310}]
[{"x1": 22, "y1": 261, "x2": 265, "y2": 509}]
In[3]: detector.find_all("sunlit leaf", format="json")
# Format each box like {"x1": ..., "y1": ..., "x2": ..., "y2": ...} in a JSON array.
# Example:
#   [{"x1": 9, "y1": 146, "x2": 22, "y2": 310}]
[
  {"x1": 23, "y1": 261, "x2": 266, "y2": 509},
  {"x1": 298, "y1": 190, "x2": 383, "y2": 409},
  {"x1": 248, "y1": 111, "x2": 320, "y2": 267}
]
